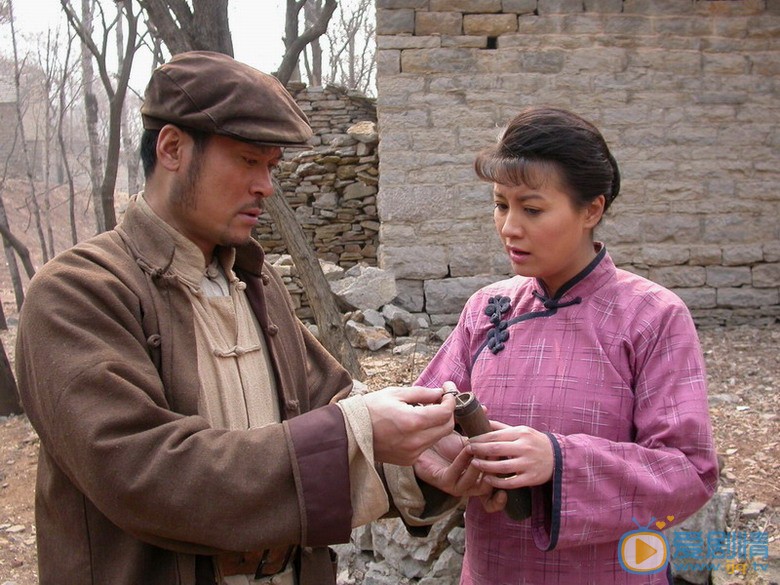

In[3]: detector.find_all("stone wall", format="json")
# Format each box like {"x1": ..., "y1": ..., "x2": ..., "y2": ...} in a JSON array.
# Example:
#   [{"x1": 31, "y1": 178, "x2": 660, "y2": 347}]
[
  {"x1": 375, "y1": 0, "x2": 780, "y2": 327},
  {"x1": 255, "y1": 84, "x2": 380, "y2": 318}
]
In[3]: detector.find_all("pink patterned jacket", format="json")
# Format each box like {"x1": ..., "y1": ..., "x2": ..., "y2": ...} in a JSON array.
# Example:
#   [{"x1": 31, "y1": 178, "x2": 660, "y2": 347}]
[{"x1": 416, "y1": 246, "x2": 718, "y2": 585}]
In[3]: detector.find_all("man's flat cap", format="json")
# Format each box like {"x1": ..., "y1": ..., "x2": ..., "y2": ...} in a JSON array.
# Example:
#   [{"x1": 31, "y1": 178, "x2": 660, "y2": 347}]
[{"x1": 141, "y1": 51, "x2": 312, "y2": 147}]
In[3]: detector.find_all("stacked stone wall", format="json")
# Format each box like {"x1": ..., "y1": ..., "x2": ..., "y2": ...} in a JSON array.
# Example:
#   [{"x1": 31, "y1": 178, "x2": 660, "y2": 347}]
[
  {"x1": 255, "y1": 84, "x2": 380, "y2": 318},
  {"x1": 375, "y1": 0, "x2": 780, "y2": 327}
]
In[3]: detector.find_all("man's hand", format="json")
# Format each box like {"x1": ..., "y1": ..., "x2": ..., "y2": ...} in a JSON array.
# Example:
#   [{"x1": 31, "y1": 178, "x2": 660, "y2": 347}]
[{"x1": 364, "y1": 385, "x2": 456, "y2": 466}]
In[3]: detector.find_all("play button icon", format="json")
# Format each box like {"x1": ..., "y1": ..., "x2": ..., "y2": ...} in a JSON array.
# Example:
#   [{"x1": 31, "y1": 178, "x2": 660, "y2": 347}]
[{"x1": 618, "y1": 529, "x2": 669, "y2": 574}]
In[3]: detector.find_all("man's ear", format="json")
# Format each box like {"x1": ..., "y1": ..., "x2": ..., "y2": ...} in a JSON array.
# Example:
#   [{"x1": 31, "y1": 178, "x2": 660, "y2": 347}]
[
  {"x1": 156, "y1": 125, "x2": 188, "y2": 172},
  {"x1": 584, "y1": 194, "x2": 606, "y2": 229}
]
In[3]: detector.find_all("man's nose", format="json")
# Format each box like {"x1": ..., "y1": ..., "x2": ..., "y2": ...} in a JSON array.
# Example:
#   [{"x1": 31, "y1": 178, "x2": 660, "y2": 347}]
[{"x1": 252, "y1": 168, "x2": 275, "y2": 199}]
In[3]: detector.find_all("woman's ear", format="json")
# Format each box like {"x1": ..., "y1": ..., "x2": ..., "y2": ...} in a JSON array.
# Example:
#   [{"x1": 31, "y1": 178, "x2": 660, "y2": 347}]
[
  {"x1": 155, "y1": 125, "x2": 188, "y2": 172},
  {"x1": 584, "y1": 194, "x2": 606, "y2": 229}
]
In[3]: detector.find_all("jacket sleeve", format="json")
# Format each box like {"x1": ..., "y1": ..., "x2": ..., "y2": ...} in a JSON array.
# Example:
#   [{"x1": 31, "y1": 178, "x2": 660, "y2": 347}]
[
  {"x1": 531, "y1": 302, "x2": 719, "y2": 551},
  {"x1": 15, "y1": 247, "x2": 352, "y2": 555}
]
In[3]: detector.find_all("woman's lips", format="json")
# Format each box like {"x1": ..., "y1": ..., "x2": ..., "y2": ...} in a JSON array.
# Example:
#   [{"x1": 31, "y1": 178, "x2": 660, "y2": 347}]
[{"x1": 507, "y1": 247, "x2": 530, "y2": 263}]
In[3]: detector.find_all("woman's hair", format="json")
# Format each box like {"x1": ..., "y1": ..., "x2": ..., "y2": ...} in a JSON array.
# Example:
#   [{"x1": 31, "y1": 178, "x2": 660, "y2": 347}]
[
  {"x1": 474, "y1": 106, "x2": 621, "y2": 212},
  {"x1": 140, "y1": 127, "x2": 211, "y2": 179}
]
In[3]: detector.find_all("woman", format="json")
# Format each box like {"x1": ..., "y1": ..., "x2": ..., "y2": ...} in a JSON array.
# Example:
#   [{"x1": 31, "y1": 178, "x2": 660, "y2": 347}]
[{"x1": 414, "y1": 107, "x2": 718, "y2": 584}]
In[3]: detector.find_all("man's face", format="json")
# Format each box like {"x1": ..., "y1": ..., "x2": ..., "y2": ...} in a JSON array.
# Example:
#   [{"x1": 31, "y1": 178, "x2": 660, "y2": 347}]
[{"x1": 162, "y1": 135, "x2": 282, "y2": 261}]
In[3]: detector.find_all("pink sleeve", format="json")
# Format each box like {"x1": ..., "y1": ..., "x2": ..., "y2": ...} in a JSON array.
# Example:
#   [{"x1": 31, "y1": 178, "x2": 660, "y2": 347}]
[{"x1": 532, "y1": 304, "x2": 719, "y2": 551}]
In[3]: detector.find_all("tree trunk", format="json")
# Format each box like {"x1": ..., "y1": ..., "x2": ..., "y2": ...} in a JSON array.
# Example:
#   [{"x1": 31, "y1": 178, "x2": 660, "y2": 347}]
[
  {"x1": 80, "y1": 0, "x2": 105, "y2": 233},
  {"x1": 0, "y1": 196, "x2": 28, "y2": 311},
  {"x1": 0, "y1": 222, "x2": 36, "y2": 280},
  {"x1": 267, "y1": 182, "x2": 365, "y2": 380},
  {"x1": 58, "y1": 42, "x2": 78, "y2": 245},
  {"x1": 9, "y1": 1, "x2": 49, "y2": 264},
  {"x1": 117, "y1": 2, "x2": 140, "y2": 198},
  {"x1": 0, "y1": 338, "x2": 22, "y2": 416}
]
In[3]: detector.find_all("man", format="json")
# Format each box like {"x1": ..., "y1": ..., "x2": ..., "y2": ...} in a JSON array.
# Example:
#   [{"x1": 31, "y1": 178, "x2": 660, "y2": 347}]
[{"x1": 15, "y1": 51, "x2": 456, "y2": 585}]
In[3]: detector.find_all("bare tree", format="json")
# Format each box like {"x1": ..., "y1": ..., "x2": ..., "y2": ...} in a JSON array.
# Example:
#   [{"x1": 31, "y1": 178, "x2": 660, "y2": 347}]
[
  {"x1": 56, "y1": 35, "x2": 80, "y2": 245},
  {"x1": 115, "y1": 3, "x2": 141, "y2": 196},
  {"x1": 325, "y1": 0, "x2": 375, "y2": 94},
  {"x1": 137, "y1": 0, "x2": 233, "y2": 55},
  {"x1": 8, "y1": 0, "x2": 50, "y2": 264},
  {"x1": 302, "y1": 0, "x2": 323, "y2": 86},
  {"x1": 78, "y1": 0, "x2": 105, "y2": 233},
  {"x1": 0, "y1": 337, "x2": 22, "y2": 416},
  {"x1": 0, "y1": 129, "x2": 29, "y2": 311},
  {"x1": 0, "y1": 0, "x2": 23, "y2": 415},
  {"x1": 37, "y1": 30, "x2": 66, "y2": 259},
  {"x1": 138, "y1": 0, "x2": 364, "y2": 379},
  {"x1": 61, "y1": 0, "x2": 143, "y2": 232},
  {"x1": 276, "y1": 0, "x2": 337, "y2": 86}
]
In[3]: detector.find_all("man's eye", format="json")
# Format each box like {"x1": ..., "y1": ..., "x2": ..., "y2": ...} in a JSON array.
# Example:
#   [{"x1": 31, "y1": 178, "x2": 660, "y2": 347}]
[
  {"x1": 493, "y1": 202, "x2": 507, "y2": 211},
  {"x1": 244, "y1": 157, "x2": 258, "y2": 166}
]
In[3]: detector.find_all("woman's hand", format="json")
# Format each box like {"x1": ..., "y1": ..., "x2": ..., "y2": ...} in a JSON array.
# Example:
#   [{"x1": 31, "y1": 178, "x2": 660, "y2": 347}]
[
  {"x1": 467, "y1": 421, "x2": 554, "y2": 493},
  {"x1": 414, "y1": 431, "x2": 494, "y2": 498}
]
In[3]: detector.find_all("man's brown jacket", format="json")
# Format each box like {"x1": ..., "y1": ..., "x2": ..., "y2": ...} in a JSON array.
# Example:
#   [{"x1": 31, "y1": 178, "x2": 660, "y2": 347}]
[{"x1": 16, "y1": 199, "x2": 354, "y2": 585}]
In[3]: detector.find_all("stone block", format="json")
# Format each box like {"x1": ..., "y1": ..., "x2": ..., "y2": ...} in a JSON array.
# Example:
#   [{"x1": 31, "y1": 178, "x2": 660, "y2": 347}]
[
  {"x1": 463, "y1": 14, "x2": 518, "y2": 36},
  {"x1": 688, "y1": 245, "x2": 723, "y2": 266},
  {"x1": 401, "y1": 48, "x2": 479, "y2": 74},
  {"x1": 416, "y1": 12, "x2": 463, "y2": 36},
  {"x1": 393, "y1": 279, "x2": 426, "y2": 313},
  {"x1": 722, "y1": 244, "x2": 763, "y2": 266},
  {"x1": 429, "y1": 313, "x2": 462, "y2": 326},
  {"x1": 376, "y1": 0, "x2": 428, "y2": 7},
  {"x1": 563, "y1": 47, "x2": 629, "y2": 73},
  {"x1": 502, "y1": 0, "x2": 537, "y2": 14},
  {"x1": 376, "y1": 50, "x2": 401, "y2": 76},
  {"x1": 380, "y1": 245, "x2": 450, "y2": 279},
  {"x1": 648, "y1": 266, "x2": 706, "y2": 288},
  {"x1": 669, "y1": 488, "x2": 734, "y2": 584},
  {"x1": 429, "y1": 0, "x2": 502, "y2": 12},
  {"x1": 537, "y1": 0, "x2": 585, "y2": 13},
  {"x1": 377, "y1": 35, "x2": 443, "y2": 50},
  {"x1": 641, "y1": 245, "x2": 690, "y2": 267},
  {"x1": 623, "y1": 0, "x2": 695, "y2": 14},
  {"x1": 717, "y1": 287, "x2": 780, "y2": 308},
  {"x1": 441, "y1": 35, "x2": 489, "y2": 48},
  {"x1": 706, "y1": 266, "x2": 752, "y2": 288},
  {"x1": 331, "y1": 265, "x2": 398, "y2": 311},
  {"x1": 377, "y1": 9, "x2": 416, "y2": 35},
  {"x1": 753, "y1": 263, "x2": 780, "y2": 288},
  {"x1": 448, "y1": 239, "x2": 505, "y2": 277},
  {"x1": 424, "y1": 275, "x2": 504, "y2": 313},
  {"x1": 764, "y1": 241, "x2": 780, "y2": 262},
  {"x1": 583, "y1": 0, "x2": 623, "y2": 12},
  {"x1": 672, "y1": 287, "x2": 717, "y2": 310}
]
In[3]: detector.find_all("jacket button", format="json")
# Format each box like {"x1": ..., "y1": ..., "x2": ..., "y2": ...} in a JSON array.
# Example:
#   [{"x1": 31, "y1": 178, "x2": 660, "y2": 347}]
[
  {"x1": 267, "y1": 324, "x2": 279, "y2": 336},
  {"x1": 261, "y1": 273, "x2": 270, "y2": 285}
]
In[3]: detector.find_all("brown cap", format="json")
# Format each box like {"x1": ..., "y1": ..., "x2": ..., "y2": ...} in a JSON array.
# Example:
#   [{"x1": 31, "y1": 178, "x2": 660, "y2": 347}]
[{"x1": 141, "y1": 51, "x2": 312, "y2": 148}]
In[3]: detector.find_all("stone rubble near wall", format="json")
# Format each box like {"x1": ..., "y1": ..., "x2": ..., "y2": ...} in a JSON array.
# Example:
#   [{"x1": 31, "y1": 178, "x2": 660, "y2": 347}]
[
  {"x1": 333, "y1": 485, "x2": 735, "y2": 585},
  {"x1": 254, "y1": 84, "x2": 381, "y2": 320},
  {"x1": 267, "y1": 254, "x2": 432, "y2": 351},
  {"x1": 374, "y1": 0, "x2": 780, "y2": 327}
]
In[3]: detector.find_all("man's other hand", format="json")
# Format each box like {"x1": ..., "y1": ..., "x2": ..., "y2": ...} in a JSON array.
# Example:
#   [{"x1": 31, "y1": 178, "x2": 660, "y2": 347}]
[{"x1": 364, "y1": 385, "x2": 456, "y2": 466}]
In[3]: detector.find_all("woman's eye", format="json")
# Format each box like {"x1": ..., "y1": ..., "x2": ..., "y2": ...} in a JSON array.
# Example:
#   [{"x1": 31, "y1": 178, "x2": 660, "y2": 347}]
[{"x1": 524, "y1": 207, "x2": 541, "y2": 216}]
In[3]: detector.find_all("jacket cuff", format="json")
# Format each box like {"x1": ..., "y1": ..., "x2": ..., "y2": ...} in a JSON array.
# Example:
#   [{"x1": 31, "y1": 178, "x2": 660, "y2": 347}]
[
  {"x1": 532, "y1": 432, "x2": 563, "y2": 552},
  {"x1": 286, "y1": 404, "x2": 352, "y2": 546}
]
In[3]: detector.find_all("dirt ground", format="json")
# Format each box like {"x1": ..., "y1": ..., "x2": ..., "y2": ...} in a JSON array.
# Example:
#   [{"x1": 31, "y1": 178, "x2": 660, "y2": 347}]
[{"x1": 1, "y1": 322, "x2": 778, "y2": 584}]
